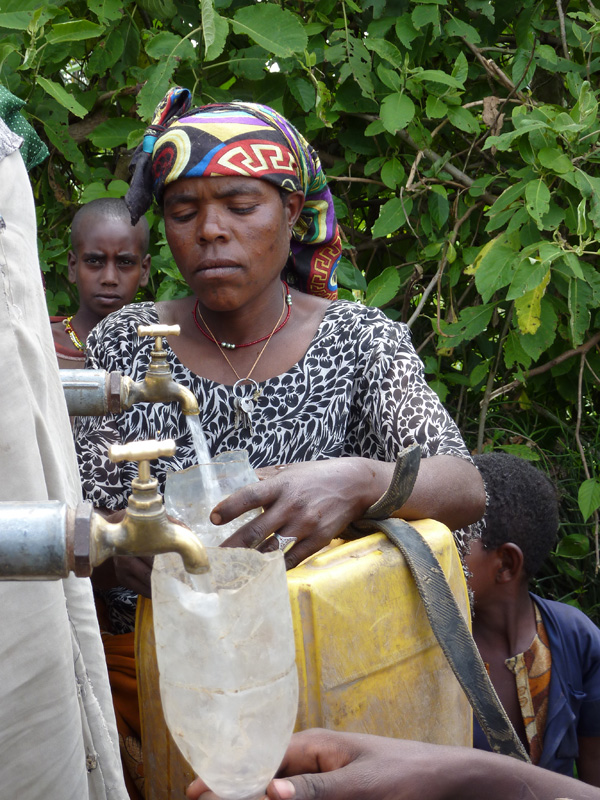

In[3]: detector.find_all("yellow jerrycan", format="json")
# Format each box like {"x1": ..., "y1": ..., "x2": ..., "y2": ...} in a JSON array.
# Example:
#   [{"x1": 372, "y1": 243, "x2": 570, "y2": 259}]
[{"x1": 136, "y1": 519, "x2": 472, "y2": 800}]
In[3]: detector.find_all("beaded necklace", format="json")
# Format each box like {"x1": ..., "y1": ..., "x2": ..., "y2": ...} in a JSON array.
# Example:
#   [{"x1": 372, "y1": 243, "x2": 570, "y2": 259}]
[
  {"x1": 63, "y1": 316, "x2": 85, "y2": 352},
  {"x1": 192, "y1": 281, "x2": 292, "y2": 349}
]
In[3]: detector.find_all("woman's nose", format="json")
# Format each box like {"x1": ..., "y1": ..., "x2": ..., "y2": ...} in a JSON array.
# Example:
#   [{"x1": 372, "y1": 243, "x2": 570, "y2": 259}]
[{"x1": 197, "y1": 206, "x2": 229, "y2": 242}]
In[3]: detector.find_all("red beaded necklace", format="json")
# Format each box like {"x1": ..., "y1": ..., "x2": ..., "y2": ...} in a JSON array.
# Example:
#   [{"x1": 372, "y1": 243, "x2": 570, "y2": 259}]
[{"x1": 192, "y1": 281, "x2": 292, "y2": 350}]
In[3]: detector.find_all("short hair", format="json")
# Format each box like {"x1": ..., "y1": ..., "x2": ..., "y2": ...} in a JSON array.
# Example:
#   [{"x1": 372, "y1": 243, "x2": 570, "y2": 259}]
[
  {"x1": 474, "y1": 452, "x2": 559, "y2": 577},
  {"x1": 71, "y1": 197, "x2": 150, "y2": 253}
]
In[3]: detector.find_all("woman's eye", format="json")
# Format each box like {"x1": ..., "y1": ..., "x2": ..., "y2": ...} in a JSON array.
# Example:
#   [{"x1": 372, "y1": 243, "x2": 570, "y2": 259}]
[
  {"x1": 171, "y1": 210, "x2": 195, "y2": 222},
  {"x1": 230, "y1": 204, "x2": 257, "y2": 215}
]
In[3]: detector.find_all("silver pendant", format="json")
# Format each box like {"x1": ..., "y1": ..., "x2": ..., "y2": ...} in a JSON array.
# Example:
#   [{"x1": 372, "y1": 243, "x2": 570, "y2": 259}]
[{"x1": 232, "y1": 379, "x2": 261, "y2": 434}]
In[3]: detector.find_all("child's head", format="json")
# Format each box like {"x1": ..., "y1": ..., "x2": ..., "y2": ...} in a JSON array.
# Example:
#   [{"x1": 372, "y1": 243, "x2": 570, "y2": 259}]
[
  {"x1": 471, "y1": 452, "x2": 559, "y2": 581},
  {"x1": 68, "y1": 197, "x2": 150, "y2": 320}
]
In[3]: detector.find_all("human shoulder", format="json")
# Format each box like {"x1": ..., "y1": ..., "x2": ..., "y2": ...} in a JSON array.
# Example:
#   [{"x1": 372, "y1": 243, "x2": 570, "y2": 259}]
[
  {"x1": 324, "y1": 299, "x2": 410, "y2": 342},
  {"x1": 533, "y1": 593, "x2": 600, "y2": 648}
]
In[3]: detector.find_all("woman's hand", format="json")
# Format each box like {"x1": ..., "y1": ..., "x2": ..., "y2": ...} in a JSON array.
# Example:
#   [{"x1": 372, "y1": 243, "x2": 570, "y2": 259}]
[{"x1": 209, "y1": 458, "x2": 389, "y2": 568}]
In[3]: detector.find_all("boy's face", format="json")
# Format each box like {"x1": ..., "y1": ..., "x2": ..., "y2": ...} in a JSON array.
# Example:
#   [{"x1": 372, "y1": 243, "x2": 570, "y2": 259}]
[
  {"x1": 68, "y1": 215, "x2": 150, "y2": 318},
  {"x1": 464, "y1": 538, "x2": 498, "y2": 607}
]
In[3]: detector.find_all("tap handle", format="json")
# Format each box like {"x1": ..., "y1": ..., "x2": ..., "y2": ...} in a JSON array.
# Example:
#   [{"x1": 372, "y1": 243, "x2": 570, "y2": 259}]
[
  {"x1": 138, "y1": 324, "x2": 180, "y2": 351},
  {"x1": 109, "y1": 438, "x2": 176, "y2": 464}
]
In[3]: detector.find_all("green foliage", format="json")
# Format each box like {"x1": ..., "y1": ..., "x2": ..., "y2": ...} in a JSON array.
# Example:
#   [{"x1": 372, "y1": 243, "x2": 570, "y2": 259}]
[{"x1": 1, "y1": 0, "x2": 599, "y2": 618}]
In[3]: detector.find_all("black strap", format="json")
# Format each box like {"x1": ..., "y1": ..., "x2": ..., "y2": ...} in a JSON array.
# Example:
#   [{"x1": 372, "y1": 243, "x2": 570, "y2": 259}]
[{"x1": 350, "y1": 516, "x2": 530, "y2": 762}]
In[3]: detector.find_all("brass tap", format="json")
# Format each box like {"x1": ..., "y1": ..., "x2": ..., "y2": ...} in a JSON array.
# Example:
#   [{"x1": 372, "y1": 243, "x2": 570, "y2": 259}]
[
  {"x1": 89, "y1": 439, "x2": 209, "y2": 574},
  {"x1": 121, "y1": 325, "x2": 200, "y2": 416}
]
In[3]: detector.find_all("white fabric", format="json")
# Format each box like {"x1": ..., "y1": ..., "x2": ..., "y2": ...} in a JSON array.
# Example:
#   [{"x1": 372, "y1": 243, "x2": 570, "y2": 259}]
[{"x1": 0, "y1": 145, "x2": 127, "y2": 800}]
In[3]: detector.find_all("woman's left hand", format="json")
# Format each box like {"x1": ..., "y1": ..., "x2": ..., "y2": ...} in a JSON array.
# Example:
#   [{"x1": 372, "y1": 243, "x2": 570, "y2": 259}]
[{"x1": 209, "y1": 458, "x2": 388, "y2": 568}]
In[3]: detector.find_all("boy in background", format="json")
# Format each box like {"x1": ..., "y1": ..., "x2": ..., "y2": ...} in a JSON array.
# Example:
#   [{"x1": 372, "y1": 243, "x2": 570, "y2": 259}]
[
  {"x1": 51, "y1": 197, "x2": 150, "y2": 367},
  {"x1": 466, "y1": 452, "x2": 600, "y2": 785}
]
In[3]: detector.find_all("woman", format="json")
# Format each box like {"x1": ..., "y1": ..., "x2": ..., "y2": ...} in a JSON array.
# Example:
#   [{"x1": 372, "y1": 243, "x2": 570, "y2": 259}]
[{"x1": 74, "y1": 87, "x2": 485, "y2": 795}]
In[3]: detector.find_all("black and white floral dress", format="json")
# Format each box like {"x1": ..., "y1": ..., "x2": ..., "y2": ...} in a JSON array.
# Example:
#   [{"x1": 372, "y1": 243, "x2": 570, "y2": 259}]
[{"x1": 75, "y1": 300, "x2": 474, "y2": 632}]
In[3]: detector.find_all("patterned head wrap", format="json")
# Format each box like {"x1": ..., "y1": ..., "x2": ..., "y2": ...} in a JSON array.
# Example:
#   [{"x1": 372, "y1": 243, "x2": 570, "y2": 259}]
[{"x1": 126, "y1": 87, "x2": 339, "y2": 299}]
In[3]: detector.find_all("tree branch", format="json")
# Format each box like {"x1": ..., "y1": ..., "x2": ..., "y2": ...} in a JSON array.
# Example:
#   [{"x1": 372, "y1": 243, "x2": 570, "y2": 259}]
[{"x1": 486, "y1": 331, "x2": 600, "y2": 403}]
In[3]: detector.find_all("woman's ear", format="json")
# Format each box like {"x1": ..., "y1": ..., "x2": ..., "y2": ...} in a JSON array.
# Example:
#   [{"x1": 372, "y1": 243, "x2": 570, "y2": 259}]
[
  {"x1": 497, "y1": 542, "x2": 525, "y2": 584},
  {"x1": 284, "y1": 190, "x2": 305, "y2": 231}
]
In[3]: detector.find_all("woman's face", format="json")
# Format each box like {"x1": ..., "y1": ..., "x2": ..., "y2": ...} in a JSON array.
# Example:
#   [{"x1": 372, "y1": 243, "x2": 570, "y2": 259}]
[{"x1": 163, "y1": 175, "x2": 303, "y2": 312}]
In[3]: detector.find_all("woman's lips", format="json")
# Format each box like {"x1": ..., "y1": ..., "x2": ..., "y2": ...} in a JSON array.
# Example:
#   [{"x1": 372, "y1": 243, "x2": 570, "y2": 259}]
[{"x1": 195, "y1": 262, "x2": 241, "y2": 278}]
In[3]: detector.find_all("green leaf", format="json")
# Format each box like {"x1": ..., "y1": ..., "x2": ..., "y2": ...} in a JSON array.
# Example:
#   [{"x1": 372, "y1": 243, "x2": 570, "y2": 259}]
[
  {"x1": 428, "y1": 185, "x2": 449, "y2": 228},
  {"x1": 201, "y1": 0, "x2": 217, "y2": 50},
  {"x1": 507, "y1": 257, "x2": 551, "y2": 300},
  {"x1": 37, "y1": 77, "x2": 88, "y2": 119},
  {"x1": 447, "y1": 105, "x2": 479, "y2": 134},
  {"x1": 438, "y1": 304, "x2": 494, "y2": 346},
  {"x1": 380, "y1": 158, "x2": 405, "y2": 189},
  {"x1": 537, "y1": 146, "x2": 573, "y2": 174},
  {"x1": 426, "y1": 94, "x2": 447, "y2": 118},
  {"x1": 578, "y1": 479, "x2": 600, "y2": 521},
  {"x1": 412, "y1": 4, "x2": 440, "y2": 30},
  {"x1": 571, "y1": 80, "x2": 598, "y2": 128},
  {"x1": 452, "y1": 51, "x2": 468, "y2": 84},
  {"x1": 364, "y1": 38, "x2": 403, "y2": 68},
  {"x1": 557, "y1": 532, "x2": 591, "y2": 559},
  {"x1": 87, "y1": 27, "x2": 125, "y2": 75},
  {"x1": 561, "y1": 252, "x2": 585, "y2": 280},
  {"x1": 289, "y1": 77, "x2": 315, "y2": 112},
  {"x1": 365, "y1": 266, "x2": 401, "y2": 307},
  {"x1": 88, "y1": 118, "x2": 145, "y2": 149},
  {"x1": 380, "y1": 93, "x2": 415, "y2": 133},
  {"x1": 46, "y1": 20, "x2": 105, "y2": 44},
  {"x1": 504, "y1": 330, "x2": 532, "y2": 369},
  {"x1": 232, "y1": 5, "x2": 307, "y2": 58},
  {"x1": 88, "y1": 0, "x2": 124, "y2": 22},
  {"x1": 395, "y1": 15, "x2": 419, "y2": 48},
  {"x1": 337, "y1": 257, "x2": 367, "y2": 291},
  {"x1": 468, "y1": 239, "x2": 518, "y2": 303},
  {"x1": 469, "y1": 360, "x2": 489, "y2": 387},
  {"x1": 568, "y1": 278, "x2": 592, "y2": 346},
  {"x1": 411, "y1": 69, "x2": 463, "y2": 88},
  {"x1": 145, "y1": 32, "x2": 196, "y2": 61},
  {"x1": 372, "y1": 196, "x2": 413, "y2": 238},
  {"x1": 0, "y1": 11, "x2": 37, "y2": 30},
  {"x1": 80, "y1": 179, "x2": 130, "y2": 203},
  {"x1": 524, "y1": 179, "x2": 551, "y2": 225},
  {"x1": 136, "y1": 60, "x2": 178, "y2": 120},
  {"x1": 487, "y1": 181, "x2": 526, "y2": 217},
  {"x1": 205, "y1": 13, "x2": 228, "y2": 60},
  {"x1": 444, "y1": 17, "x2": 481, "y2": 44},
  {"x1": 579, "y1": 262, "x2": 600, "y2": 304},
  {"x1": 377, "y1": 65, "x2": 402, "y2": 92},
  {"x1": 42, "y1": 119, "x2": 87, "y2": 174}
]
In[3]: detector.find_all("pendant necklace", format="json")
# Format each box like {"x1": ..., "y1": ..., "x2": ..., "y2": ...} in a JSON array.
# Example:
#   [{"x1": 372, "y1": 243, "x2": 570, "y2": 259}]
[{"x1": 193, "y1": 283, "x2": 292, "y2": 434}]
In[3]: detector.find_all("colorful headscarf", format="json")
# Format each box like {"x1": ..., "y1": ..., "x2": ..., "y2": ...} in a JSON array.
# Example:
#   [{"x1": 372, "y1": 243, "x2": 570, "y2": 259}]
[{"x1": 126, "y1": 87, "x2": 339, "y2": 299}]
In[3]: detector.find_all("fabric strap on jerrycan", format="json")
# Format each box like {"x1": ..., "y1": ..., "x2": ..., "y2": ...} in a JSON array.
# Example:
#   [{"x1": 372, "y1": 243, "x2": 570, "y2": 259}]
[{"x1": 349, "y1": 444, "x2": 530, "y2": 763}]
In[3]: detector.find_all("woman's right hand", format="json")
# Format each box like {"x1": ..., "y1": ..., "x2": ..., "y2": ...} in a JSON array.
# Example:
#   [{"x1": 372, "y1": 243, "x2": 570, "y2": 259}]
[{"x1": 208, "y1": 458, "x2": 388, "y2": 569}]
